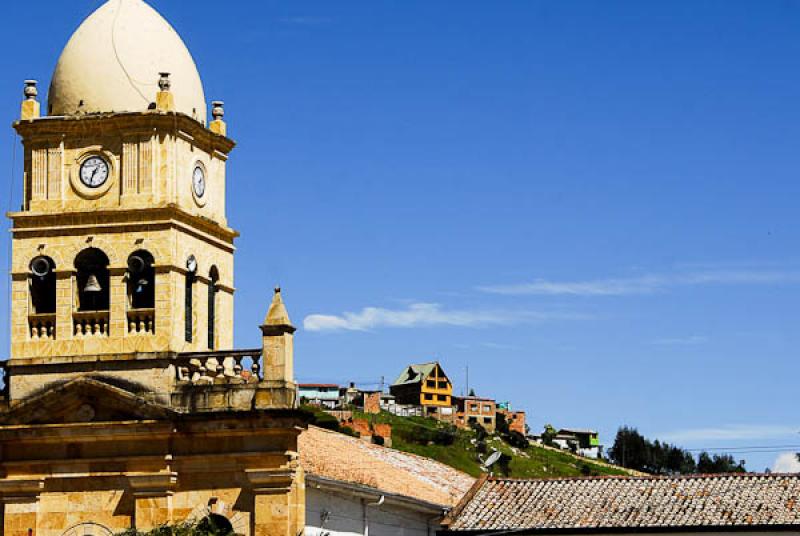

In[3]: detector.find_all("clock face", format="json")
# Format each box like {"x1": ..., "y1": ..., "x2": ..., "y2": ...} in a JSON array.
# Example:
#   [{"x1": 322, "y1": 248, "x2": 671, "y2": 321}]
[
  {"x1": 80, "y1": 156, "x2": 110, "y2": 188},
  {"x1": 192, "y1": 166, "x2": 206, "y2": 198}
]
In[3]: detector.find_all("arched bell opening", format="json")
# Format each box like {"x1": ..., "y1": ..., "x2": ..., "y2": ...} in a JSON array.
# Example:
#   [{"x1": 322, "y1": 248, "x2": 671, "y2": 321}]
[
  {"x1": 208, "y1": 266, "x2": 219, "y2": 350},
  {"x1": 127, "y1": 250, "x2": 155, "y2": 310},
  {"x1": 74, "y1": 248, "x2": 110, "y2": 312},
  {"x1": 126, "y1": 250, "x2": 156, "y2": 335},
  {"x1": 29, "y1": 255, "x2": 56, "y2": 314},
  {"x1": 28, "y1": 255, "x2": 57, "y2": 341}
]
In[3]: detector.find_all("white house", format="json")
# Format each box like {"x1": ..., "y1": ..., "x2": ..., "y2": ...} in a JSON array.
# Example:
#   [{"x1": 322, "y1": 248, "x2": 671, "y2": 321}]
[{"x1": 300, "y1": 426, "x2": 474, "y2": 536}]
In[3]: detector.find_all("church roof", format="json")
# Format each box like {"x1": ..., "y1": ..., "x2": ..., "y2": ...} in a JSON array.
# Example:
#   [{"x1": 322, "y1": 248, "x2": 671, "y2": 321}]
[{"x1": 48, "y1": 0, "x2": 207, "y2": 123}]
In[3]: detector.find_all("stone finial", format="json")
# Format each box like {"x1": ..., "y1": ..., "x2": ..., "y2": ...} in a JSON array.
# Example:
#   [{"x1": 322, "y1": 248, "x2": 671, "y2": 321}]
[
  {"x1": 263, "y1": 287, "x2": 293, "y2": 328},
  {"x1": 21, "y1": 80, "x2": 40, "y2": 120},
  {"x1": 210, "y1": 100, "x2": 227, "y2": 136},
  {"x1": 156, "y1": 72, "x2": 175, "y2": 112},
  {"x1": 24, "y1": 80, "x2": 38, "y2": 100},
  {"x1": 212, "y1": 101, "x2": 224, "y2": 121},
  {"x1": 158, "y1": 72, "x2": 172, "y2": 92}
]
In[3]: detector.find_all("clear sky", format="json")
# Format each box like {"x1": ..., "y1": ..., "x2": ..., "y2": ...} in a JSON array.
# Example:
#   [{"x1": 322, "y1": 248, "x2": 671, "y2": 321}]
[{"x1": 1, "y1": 0, "x2": 799, "y2": 472}]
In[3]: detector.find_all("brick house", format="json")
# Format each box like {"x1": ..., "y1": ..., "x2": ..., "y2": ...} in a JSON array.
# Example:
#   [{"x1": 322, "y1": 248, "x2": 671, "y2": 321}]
[
  {"x1": 454, "y1": 396, "x2": 497, "y2": 432},
  {"x1": 390, "y1": 362, "x2": 454, "y2": 419}
]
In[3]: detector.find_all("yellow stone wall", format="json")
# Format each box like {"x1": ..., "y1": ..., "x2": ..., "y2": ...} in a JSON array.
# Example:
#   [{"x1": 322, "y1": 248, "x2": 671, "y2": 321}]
[{"x1": 9, "y1": 114, "x2": 237, "y2": 377}]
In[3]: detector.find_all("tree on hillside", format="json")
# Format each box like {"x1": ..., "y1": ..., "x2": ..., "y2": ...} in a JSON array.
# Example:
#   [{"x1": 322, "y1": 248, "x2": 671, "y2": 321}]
[
  {"x1": 609, "y1": 426, "x2": 744, "y2": 475},
  {"x1": 697, "y1": 452, "x2": 746, "y2": 473}
]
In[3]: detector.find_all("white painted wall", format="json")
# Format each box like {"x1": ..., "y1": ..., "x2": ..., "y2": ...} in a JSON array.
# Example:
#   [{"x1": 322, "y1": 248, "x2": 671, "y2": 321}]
[{"x1": 305, "y1": 487, "x2": 439, "y2": 536}]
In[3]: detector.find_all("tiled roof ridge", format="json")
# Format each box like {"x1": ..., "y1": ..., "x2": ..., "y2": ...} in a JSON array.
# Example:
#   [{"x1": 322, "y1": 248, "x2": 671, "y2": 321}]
[{"x1": 487, "y1": 472, "x2": 800, "y2": 483}]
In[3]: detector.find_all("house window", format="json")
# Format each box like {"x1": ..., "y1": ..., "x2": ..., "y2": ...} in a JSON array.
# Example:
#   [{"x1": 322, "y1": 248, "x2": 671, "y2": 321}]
[
  {"x1": 424, "y1": 393, "x2": 433, "y2": 401},
  {"x1": 437, "y1": 394, "x2": 447, "y2": 401},
  {"x1": 483, "y1": 405, "x2": 492, "y2": 413},
  {"x1": 470, "y1": 404, "x2": 479, "y2": 412},
  {"x1": 426, "y1": 380, "x2": 436, "y2": 388},
  {"x1": 484, "y1": 417, "x2": 492, "y2": 424},
  {"x1": 468, "y1": 416, "x2": 478, "y2": 424},
  {"x1": 438, "y1": 381, "x2": 448, "y2": 389}
]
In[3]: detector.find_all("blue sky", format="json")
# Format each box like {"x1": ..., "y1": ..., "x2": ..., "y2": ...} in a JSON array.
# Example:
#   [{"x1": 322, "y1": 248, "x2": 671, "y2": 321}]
[{"x1": 2, "y1": 0, "x2": 800, "y2": 472}]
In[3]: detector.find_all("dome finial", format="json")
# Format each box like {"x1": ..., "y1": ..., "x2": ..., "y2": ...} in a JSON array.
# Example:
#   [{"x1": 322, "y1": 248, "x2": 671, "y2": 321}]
[
  {"x1": 21, "y1": 80, "x2": 40, "y2": 120},
  {"x1": 158, "y1": 72, "x2": 171, "y2": 92}
]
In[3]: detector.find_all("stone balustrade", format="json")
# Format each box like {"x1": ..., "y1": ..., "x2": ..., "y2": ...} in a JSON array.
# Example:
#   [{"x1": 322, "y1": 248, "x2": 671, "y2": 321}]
[
  {"x1": 127, "y1": 308, "x2": 156, "y2": 334},
  {"x1": 175, "y1": 349, "x2": 263, "y2": 385},
  {"x1": 29, "y1": 313, "x2": 56, "y2": 340},
  {"x1": 73, "y1": 310, "x2": 110, "y2": 337}
]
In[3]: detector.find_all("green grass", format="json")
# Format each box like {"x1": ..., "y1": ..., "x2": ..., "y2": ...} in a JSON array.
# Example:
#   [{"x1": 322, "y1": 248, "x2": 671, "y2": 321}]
[{"x1": 352, "y1": 410, "x2": 629, "y2": 479}]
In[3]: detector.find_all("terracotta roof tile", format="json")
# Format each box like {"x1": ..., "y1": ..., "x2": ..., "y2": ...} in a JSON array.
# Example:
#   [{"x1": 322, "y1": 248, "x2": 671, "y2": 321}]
[
  {"x1": 299, "y1": 425, "x2": 475, "y2": 507},
  {"x1": 447, "y1": 474, "x2": 800, "y2": 531}
]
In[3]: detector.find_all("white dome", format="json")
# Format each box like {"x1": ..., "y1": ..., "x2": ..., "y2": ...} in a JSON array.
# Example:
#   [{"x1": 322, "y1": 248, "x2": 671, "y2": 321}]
[{"x1": 48, "y1": 0, "x2": 207, "y2": 123}]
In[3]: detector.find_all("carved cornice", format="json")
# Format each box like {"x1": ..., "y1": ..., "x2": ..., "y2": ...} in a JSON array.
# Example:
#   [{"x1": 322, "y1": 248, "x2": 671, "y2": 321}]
[{"x1": 13, "y1": 111, "x2": 235, "y2": 156}]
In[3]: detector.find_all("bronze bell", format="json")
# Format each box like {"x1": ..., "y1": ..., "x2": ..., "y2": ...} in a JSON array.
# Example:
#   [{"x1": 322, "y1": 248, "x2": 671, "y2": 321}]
[{"x1": 84, "y1": 274, "x2": 102, "y2": 293}]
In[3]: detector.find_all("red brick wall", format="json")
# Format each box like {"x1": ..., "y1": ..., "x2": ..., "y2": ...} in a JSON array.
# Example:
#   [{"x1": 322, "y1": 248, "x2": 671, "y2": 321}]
[{"x1": 364, "y1": 392, "x2": 381, "y2": 414}]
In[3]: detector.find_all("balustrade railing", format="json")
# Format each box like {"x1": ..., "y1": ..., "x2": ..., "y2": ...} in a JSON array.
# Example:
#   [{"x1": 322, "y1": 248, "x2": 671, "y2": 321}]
[
  {"x1": 73, "y1": 311, "x2": 110, "y2": 337},
  {"x1": 175, "y1": 349, "x2": 263, "y2": 385},
  {"x1": 29, "y1": 313, "x2": 56, "y2": 340},
  {"x1": 127, "y1": 308, "x2": 156, "y2": 334}
]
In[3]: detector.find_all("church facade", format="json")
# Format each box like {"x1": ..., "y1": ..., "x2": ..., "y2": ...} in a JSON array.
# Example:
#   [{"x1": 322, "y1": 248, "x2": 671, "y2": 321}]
[{"x1": 1, "y1": 1, "x2": 307, "y2": 535}]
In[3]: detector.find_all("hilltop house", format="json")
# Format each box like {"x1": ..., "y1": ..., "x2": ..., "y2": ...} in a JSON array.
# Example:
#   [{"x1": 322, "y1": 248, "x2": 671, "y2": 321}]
[
  {"x1": 299, "y1": 384, "x2": 342, "y2": 409},
  {"x1": 554, "y1": 428, "x2": 602, "y2": 458},
  {"x1": 454, "y1": 396, "x2": 497, "y2": 433},
  {"x1": 390, "y1": 362, "x2": 454, "y2": 419}
]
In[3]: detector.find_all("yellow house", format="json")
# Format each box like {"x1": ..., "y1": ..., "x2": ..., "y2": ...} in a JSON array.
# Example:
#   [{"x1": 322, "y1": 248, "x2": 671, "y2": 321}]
[{"x1": 390, "y1": 362, "x2": 453, "y2": 417}]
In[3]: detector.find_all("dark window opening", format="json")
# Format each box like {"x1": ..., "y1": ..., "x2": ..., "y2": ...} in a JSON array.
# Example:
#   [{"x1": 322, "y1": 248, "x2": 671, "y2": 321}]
[
  {"x1": 197, "y1": 514, "x2": 233, "y2": 535},
  {"x1": 75, "y1": 248, "x2": 110, "y2": 311},
  {"x1": 127, "y1": 250, "x2": 155, "y2": 310},
  {"x1": 208, "y1": 266, "x2": 219, "y2": 349},
  {"x1": 438, "y1": 381, "x2": 448, "y2": 389},
  {"x1": 185, "y1": 273, "x2": 194, "y2": 342},
  {"x1": 437, "y1": 394, "x2": 447, "y2": 401},
  {"x1": 29, "y1": 256, "x2": 56, "y2": 314}
]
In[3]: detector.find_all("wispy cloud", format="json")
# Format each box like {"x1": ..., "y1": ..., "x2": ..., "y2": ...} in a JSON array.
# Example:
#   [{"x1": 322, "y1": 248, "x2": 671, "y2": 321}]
[
  {"x1": 652, "y1": 335, "x2": 709, "y2": 346},
  {"x1": 659, "y1": 424, "x2": 800, "y2": 443},
  {"x1": 479, "y1": 269, "x2": 800, "y2": 297},
  {"x1": 303, "y1": 302, "x2": 587, "y2": 332},
  {"x1": 773, "y1": 453, "x2": 800, "y2": 473}
]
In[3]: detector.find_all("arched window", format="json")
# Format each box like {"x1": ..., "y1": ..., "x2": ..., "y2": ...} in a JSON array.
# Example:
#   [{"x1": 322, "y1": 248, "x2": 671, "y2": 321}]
[
  {"x1": 75, "y1": 248, "x2": 110, "y2": 312},
  {"x1": 197, "y1": 514, "x2": 234, "y2": 535},
  {"x1": 208, "y1": 266, "x2": 219, "y2": 350},
  {"x1": 127, "y1": 250, "x2": 155, "y2": 310},
  {"x1": 29, "y1": 255, "x2": 56, "y2": 314}
]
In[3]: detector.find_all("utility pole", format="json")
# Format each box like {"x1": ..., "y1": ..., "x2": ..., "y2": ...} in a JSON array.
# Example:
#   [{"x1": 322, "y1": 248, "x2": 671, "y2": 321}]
[{"x1": 465, "y1": 365, "x2": 470, "y2": 397}]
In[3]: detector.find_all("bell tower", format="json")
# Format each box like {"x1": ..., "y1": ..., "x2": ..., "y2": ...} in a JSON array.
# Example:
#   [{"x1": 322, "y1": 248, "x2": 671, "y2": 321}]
[{"x1": 8, "y1": 0, "x2": 237, "y2": 398}]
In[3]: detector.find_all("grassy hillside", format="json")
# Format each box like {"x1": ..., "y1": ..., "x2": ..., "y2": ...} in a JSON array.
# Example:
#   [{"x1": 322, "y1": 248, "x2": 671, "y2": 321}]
[{"x1": 349, "y1": 410, "x2": 631, "y2": 479}]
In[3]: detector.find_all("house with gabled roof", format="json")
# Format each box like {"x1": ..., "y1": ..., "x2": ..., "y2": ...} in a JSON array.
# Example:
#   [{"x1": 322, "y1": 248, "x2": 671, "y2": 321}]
[{"x1": 390, "y1": 362, "x2": 454, "y2": 418}]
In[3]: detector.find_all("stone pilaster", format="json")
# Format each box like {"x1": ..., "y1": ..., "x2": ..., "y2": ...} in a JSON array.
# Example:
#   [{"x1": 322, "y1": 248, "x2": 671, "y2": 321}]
[
  {"x1": 110, "y1": 266, "x2": 128, "y2": 340},
  {"x1": 247, "y1": 467, "x2": 305, "y2": 536},
  {"x1": 0, "y1": 478, "x2": 43, "y2": 536},
  {"x1": 130, "y1": 472, "x2": 177, "y2": 531}
]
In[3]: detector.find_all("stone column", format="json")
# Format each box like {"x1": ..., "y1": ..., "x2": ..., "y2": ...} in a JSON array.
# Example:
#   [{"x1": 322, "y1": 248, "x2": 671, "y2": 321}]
[
  {"x1": 247, "y1": 467, "x2": 305, "y2": 536},
  {"x1": 130, "y1": 473, "x2": 177, "y2": 531},
  {"x1": 54, "y1": 270, "x2": 74, "y2": 342},
  {"x1": 0, "y1": 479, "x2": 43, "y2": 536},
  {"x1": 109, "y1": 266, "x2": 128, "y2": 339}
]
